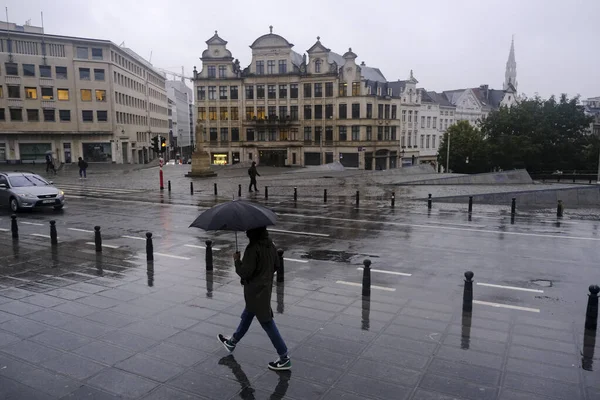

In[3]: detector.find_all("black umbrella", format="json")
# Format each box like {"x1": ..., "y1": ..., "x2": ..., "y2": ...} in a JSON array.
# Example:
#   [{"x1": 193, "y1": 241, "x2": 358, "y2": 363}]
[{"x1": 189, "y1": 200, "x2": 277, "y2": 250}]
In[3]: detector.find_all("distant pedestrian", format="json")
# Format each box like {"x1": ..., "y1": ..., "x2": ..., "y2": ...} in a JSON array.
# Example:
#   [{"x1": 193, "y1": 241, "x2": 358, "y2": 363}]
[
  {"x1": 218, "y1": 226, "x2": 291, "y2": 371},
  {"x1": 77, "y1": 157, "x2": 88, "y2": 179},
  {"x1": 45, "y1": 153, "x2": 56, "y2": 175},
  {"x1": 248, "y1": 161, "x2": 260, "y2": 192}
]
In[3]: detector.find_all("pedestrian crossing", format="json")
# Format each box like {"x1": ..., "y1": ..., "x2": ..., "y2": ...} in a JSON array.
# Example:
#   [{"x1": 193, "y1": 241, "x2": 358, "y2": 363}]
[{"x1": 56, "y1": 183, "x2": 147, "y2": 198}]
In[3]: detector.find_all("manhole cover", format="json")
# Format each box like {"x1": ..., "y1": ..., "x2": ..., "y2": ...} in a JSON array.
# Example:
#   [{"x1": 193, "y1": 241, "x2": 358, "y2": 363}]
[{"x1": 531, "y1": 279, "x2": 553, "y2": 287}]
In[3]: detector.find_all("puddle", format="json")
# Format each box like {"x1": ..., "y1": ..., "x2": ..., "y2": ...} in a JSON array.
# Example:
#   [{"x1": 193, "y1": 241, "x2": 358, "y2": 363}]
[
  {"x1": 531, "y1": 279, "x2": 553, "y2": 287},
  {"x1": 300, "y1": 249, "x2": 379, "y2": 263}
]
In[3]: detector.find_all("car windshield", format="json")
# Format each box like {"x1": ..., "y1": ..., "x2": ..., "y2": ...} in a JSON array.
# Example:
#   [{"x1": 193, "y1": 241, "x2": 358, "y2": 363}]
[{"x1": 8, "y1": 175, "x2": 50, "y2": 187}]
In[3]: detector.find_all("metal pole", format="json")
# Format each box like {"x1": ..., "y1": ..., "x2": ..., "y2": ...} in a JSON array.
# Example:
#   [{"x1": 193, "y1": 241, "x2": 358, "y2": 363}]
[
  {"x1": 463, "y1": 271, "x2": 474, "y2": 312},
  {"x1": 265, "y1": 186, "x2": 269, "y2": 200},
  {"x1": 585, "y1": 285, "x2": 599, "y2": 330},
  {"x1": 205, "y1": 240, "x2": 213, "y2": 271},
  {"x1": 49, "y1": 220, "x2": 58, "y2": 246},
  {"x1": 11, "y1": 214, "x2": 18, "y2": 240},
  {"x1": 277, "y1": 249, "x2": 284, "y2": 283},
  {"x1": 146, "y1": 232, "x2": 154, "y2": 261},
  {"x1": 159, "y1": 166, "x2": 164, "y2": 191},
  {"x1": 446, "y1": 131, "x2": 450, "y2": 173},
  {"x1": 94, "y1": 226, "x2": 102, "y2": 252},
  {"x1": 168, "y1": 180, "x2": 171, "y2": 192},
  {"x1": 214, "y1": 183, "x2": 217, "y2": 196},
  {"x1": 190, "y1": 181, "x2": 194, "y2": 195},
  {"x1": 294, "y1": 187, "x2": 297, "y2": 202},
  {"x1": 391, "y1": 192, "x2": 395, "y2": 208},
  {"x1": 238, "y1": 184, "x2": 241, "y2": 197},
  {"x1": 324, "y1": 189, "x2": 327, "y2": 203},
  {"x1": 468, "y1": 196, "x2": 473, "y2": 214},
  {"x1": 362, "y1": 259, "x2": 371, "y2": 297},
  {"x1": 356, "y1": 191, "x2": 360, "y2": 207}
]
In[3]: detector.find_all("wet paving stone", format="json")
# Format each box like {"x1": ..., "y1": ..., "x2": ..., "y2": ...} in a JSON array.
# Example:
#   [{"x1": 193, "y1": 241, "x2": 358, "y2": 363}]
[
  {"x1": 60, "y1": 386, "x2": 122, "y2": 399},
  {"x1": 428, "y1": 358, "x2": 501, "y2": 387},
  {"x1": 254, "y1": 371, "x2": 327, "y2": 400},
  {"x1": 362, "y1": 342, "x2": 430, "y2": 370},
  {"x1": 41, "y1": 352, "x2": 107, "y2": 380},
  {"x1": 116, "y1": 354, "x2": 186, "y2": 382},
  {"x1": 21, "y1": 293, "x2": 67, "y2": 308},
  {"x1": 32, "y1": 328, "x2": 93, "y2": 351},
  {"x1": 503, "y1": 372, "x2": 581, "y2": 399},
  {"x1": 419, "y1": 373, "x2": 497, "y2": 400},
  {"x1": 0, "y1": 339, "x2": 64, "y2": 363},
  {"x1": 505, "y1": 358, "x2": 580, "y2": 384},
  {"x1": 167, "y1": 369, "x2": 242, "y2": 399},
  {"x1": 435, "y1": 346, "x2": 504, "y2": 370},
  {"x1": 98, "y1": 329, "x2": 159, "y2": 352},
  {"x1": 337, "y1": 373, "x2": 412, "y2": 400},
  {"x1": 74, "y1": 341, "x2": 136, "y2": 365},
  {"x1": 87, "y1": 368, "x2": 159, "y2": 398},
  {"x1": 143, "y1": 342, "x2": 211, "y2": 367},
  {"x1": 0, "y1": 300, "x2": 43, "y2": 316},
  {"x1": 142, "y1": 385, "x2": 206, "y2": 400}
]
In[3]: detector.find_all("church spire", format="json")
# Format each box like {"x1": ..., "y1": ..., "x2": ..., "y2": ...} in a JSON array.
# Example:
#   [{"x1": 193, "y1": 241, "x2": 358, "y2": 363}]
[{"x1": 503, "y1": 36, "x2": 517, "y2": 91}]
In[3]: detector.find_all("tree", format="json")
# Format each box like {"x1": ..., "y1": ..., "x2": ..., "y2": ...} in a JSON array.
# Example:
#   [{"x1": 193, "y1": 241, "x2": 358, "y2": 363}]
[{"x1": 437, "y1": 120, "x2": 488, "y2": 173}]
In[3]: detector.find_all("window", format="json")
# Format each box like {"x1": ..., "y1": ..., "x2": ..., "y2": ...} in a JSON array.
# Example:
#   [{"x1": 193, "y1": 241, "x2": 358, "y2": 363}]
[
  {"x1": 198, "y1": 86, "x2": 206, "y2": 100},
  {"x1": 314, "y1": 105, "x2": 323, "y2": 120},
  {"x1": 26, "y1": 109, "x2": 38, "y2": 121},
  {"x1": 198, "y1": 107, "x2": 206, "y2": 120},
  {"x1": 268, "y1": 106, "x2": 276, "y2": 118},
  {"x1": 25, "y1": 87, "x2": 38, "y2": 100},
  {"x1": 427, "y1": 116, "x2": 431, "y2": 128},
  {"x1": 426, "y1": 135, "x2": 430, "y2": 149},
  {"x1": 208, "y1": 86, "x2": 216, "y2": 100},
  {"x1": 408, "y1": 132, "x2": 412, "y2": 147},
  {"x1": 210, "y1": 128, "x2": 218, "y2": 141},
  {"x1": 377, "y1": 126, "x2": 383, "y2": 141},
  {"x1": 392, "y1": 105, "x2": 397, "y2": 119},
  {"x1": 339, "y1": 126, "x2": 347, "y2": 141},
  {"x1": 325, "y1": 126, "x2": 333, "y2": 142},
  {"x1": 366, "y1": 126, "x2": 372, "y2": 141},
  {"x1": 385, "y1": 105, "x2": 390, "y2": 119},
  {"x1": 421, "y1": 135, "x2": 425, "y2": 148},
  {"x1": 79, "y1": 68, "x2": 90, "y2": 80},
  {"x1": 352, "y1": 103, "x2": 360, "y2": 119},
  {"x1": 209, "y1": 107, "x2": 217, "y2": 120},
  {"x1": 339, "y1": 104, "x2": 347, "y2": 119},
  {"x1": 384, "y1": 126, "x2": 390, "y2": 140},
  {"x1": 220, "y1": 128, "x2": 228, "y2": 142},
  {"x1": 0, "y1": 86, "x2": 2, "y2": 98},
  {"x1": 303, "y1": 105, "x2": 312, "y2": 120},
  {"x1": 82, "y1": 110, "x2": 93, "y2": 122},
  {"x1": 279, "y1": 85, "x2": 287, "y2": 99},
  {"x1": 208, "y1": 66, "x2": 216, "y2": 78},
  {"x1": 401, "y1": 133, "x2": 405, "y2": 147},
  {"x1": 304, "y1": 126, "x2": 312, "y2": 142},
  {"x1": 23, "y1": 64, "x2": 35, "y2": 76},
  {"x1": 290, "y1": 106, "x2": 298, "y2": 120},
  {"x1": 59, "y1": 110, "x2": 70, "y2": 121},
  {"x1": 256, "y1": 61, "x2": 264, "y2": 75},
  {"x1": 245, "y1": 86, "x2": 254, "y2": 100},
  {"x1": 325, "y1": 104, "x2": 333, "y2": 119},
  {"x1": 91, "y1": 48, "x2": 103, "y2": 60},
  {"x1": 219, "y1": 65, "x2": 226, "y2": 78},
  {"x1": 257, "y1": 129, "x2": 266, "y2": 141},
  {"x1": 421, "y1": 116, "x2": 425, "y2": 128},
  {"x1": 41, "y1": 87, "x2": 53, "y2": 100},
  {"x1": 268, "y1": 129, "x2": 276, "y2": 141},
  {"x1": 232, "y1": 128, "x2": 240, "y2": 142},
  {"x1": 268, "y1": 85, "x2": 276, "y2": 99},
  {"x1": 5, "y1": 63, "x2": 18, "y2": 75},
  {"x1": 94, "y1": 69, "x2": 105, "y2": 81},
  {"x1": 408, "y1": 111, "x2": 412, "y2": 122},
  {"x1": 95, "y1": 90, "x2": 106, "y2": 102},
  {"x1": 303, "y1": 83, "x2": 311, "y2": 98},
  {"x1": 57, "y1": 89, "x2": 69, "y2": 101},
  {"x1": 230, "y1": 86, "x2": 238, "y2": 100},
  {"x1": 279, "y1": 60, "x2": 287, "y2": 74},
  {"x1": 231, "y1": 107, "x2": 239, "y2": 120},
  {"x1": 257, "y1": 106, "x2": 265, "y2": 119},
  {"x1": 314, "y1": 83, "x2": 323, "y2": 98},
  {"x1": 56, "y1": 66, "x2": 67, "y2": 79},
  {"x1": 220, "y1": 107, "x2": 228, "y2": 120},
  {"x1": 339, "y1": 82, "x2": 347, "y2": 97},
  {"x1": 76, "y1": 47, "x2": 88, "y2": 59},
  {"x1": 42, "y1": 109, "x2": 55, "y2": 122},
  {"x1": 378, "y1": 104, "x2": 383, "y2": 119},
  {"x1": 0, "y1": 109, "x2": 4, "y2": 121},
  {"x1": 433, "y1": 117, "x2": 437, "y2": 129},
  {"x1": 219, "y1": 86, "x2": 228, "y2": 100},
  {"x1": 10, "y1": 109, "x2": 23, "y2": 121},
  {"x1": 290, "y1": 84, "x2": 298, "y2": 99},
  {"x1": 402, "y1": 110, "x2": 406, "y2": 122},
  {"x1": 351, "y1": 126, "x2": 360, "y2": 141},
  {"x1": 81, "y1": 89, "x2": 92, "y2": 101},
  {"x1": 391, "y1": 126, "x2": 397, "y2": 140},
  {"x1": 352, "y1": 82, "x2": 360, "y2": 96},
  {"x1": 315, "y1": 126, "x2": 322, "y2": 143},
  {"x1": 432, "y1": 135, "x2": 436, "y2": 148},
  {"x1": 315, "y1": 59, "x2": 321, "y2": 73},
  {"x1": 325, "y1": 82, "x2": 333, "y2": 97},
  {"x1": 267, "y1": 60, "x2": 275, "y2": 74},
  {"x1": 246, "y1": 128, "x2": 255, "y2": 141},
  {"x1": 279, "y1": 106, "x2": 287, "y2": 118},
  {"x1": 245, "y1": 106, "x2": 254, "y2": 120},
  {"x1": 367, "y1": 104, "x2": 373, "y2": 119},
  {"x1": 256, "y1": 85, "x2": 265, "y2": 99}
]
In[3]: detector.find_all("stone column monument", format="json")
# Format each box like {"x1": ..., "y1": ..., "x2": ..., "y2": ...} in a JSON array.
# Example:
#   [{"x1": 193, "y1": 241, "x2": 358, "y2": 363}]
[{"x1": 185, "y1": 123, "x2": 217, "y2": 177}]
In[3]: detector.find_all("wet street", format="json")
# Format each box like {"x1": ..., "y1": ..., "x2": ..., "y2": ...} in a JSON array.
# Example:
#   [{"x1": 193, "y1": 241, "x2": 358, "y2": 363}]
[{"x1": 0, "y1": 181, "x2": 599, "y2": 399}]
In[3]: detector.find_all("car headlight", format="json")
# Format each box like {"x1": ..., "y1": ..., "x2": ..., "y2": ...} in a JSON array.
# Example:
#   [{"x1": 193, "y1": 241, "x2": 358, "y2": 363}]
[
  {"x1": 58, "y1": 190, "x2": 64, "y2": 196},
  {"x1": 18, "y1": 193, "x2": 37, "y2": 199}
]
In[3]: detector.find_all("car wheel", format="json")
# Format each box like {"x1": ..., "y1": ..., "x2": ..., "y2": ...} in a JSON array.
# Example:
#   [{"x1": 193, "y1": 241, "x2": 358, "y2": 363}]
[
  {"x1": 9, "y1": 197, "x2": 19, "y2": 213},
  {"x1": 53, "y1": 205, "x2": 64, "y2": 211}
]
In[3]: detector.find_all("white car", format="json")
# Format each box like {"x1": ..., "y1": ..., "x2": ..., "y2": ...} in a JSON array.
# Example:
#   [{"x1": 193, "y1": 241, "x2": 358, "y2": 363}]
[{"x1": 167, "y1": 159, "x2": 176, "y2": 165}]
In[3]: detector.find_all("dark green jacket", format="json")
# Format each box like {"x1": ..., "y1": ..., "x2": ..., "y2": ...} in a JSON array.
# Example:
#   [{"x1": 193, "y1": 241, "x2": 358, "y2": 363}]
[{"x1": 235, "y1": 230, "x2": 279, "y2": 322}]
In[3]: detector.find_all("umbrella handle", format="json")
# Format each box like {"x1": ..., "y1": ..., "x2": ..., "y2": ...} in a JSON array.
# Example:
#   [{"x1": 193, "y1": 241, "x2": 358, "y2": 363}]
[{"x1": 235, "y1": 231, "x2": 238, "y2": 252}]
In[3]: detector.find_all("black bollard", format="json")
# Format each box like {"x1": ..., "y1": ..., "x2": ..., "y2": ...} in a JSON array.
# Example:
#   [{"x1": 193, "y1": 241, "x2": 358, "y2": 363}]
[
  {"x1": 362, "y1": 259, "x2": 371, "y2": 297},
  {"x1": 293, "y1": 187, "x2": 297, "y2": 202},
  {"x1": 49, "y1": 220, "x2": 58, "y2": 246},
  {"x1": 205, "y1": 239, "x2": 213, "y2": 271},
  {"x1": 11, "y1": 214, "x2": 18, "y2": 240},
  {"x1": 557, "y1": 200, "x2": 564, "y2": 218},
  {"x1": 585, "y1": 285, "x2": 599, "y2": 330},
  {"x1": 214, "y1": 183, "x2": 218, "y2": 196},
  {"x1": 468, "y1": 196, "x2": 473, "y2": 214},
  {"x1": 428, "y1": 194, "x2": 432, "y2": 209},
  {"x1": 238, "y1": 184, "x2": 242, "y2": 197},
  {"x1": 391, "y1": 192, "x2": 395, "y2": 208},
  {"x1": 146, "y1": 232, "x2": 154, "y2": 262},
  {"x1": 94, "y1": 226, "x2": 102, "y2": 252},
  {"x1": 277, "y1": 249, "x2": 284, "y2": 283},
  {"x1": 511, "y1": 198, "x2": 516, "y2": 216},
  {"x1": 324, "y1": 189, "x2": 327, "y2": 203},
  {"x1": 190, "y1": 181, "x2": 194, "y2": 195},
  {"x1": 265, "y1": 186, "x2": 269, "y2": 200},
  {"x1": 356, "y1": 191, "x2": 360, "y2": 207},
  {"x1": 463, "y1": 271, "x2": 474, "y2": 312},
  {"x1": 147, "y1": 261, "x2": 154, "y2": 287},
  {"x1": 168, "y1": 180, "x2": 171, "y2": 192}
]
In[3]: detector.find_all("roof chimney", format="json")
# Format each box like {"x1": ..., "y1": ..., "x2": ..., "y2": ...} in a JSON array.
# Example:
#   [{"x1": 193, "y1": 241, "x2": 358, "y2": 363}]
[{"x1": 360, "y1": 61, "x2": 365, "y2": 66}]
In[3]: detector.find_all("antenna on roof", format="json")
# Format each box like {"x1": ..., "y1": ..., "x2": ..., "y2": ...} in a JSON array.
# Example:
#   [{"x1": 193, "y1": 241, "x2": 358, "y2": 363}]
[
  {"x1": 149, "y1": 50, "x2": 153, "y2": 63},
  {"x1": 40, "y1": 11, "x2": 47, "y2": 65},
  {"x1": 24, "y1": 19, "x2": 31, "y2": 26},
  {"x1": 119, "y1": 41, "x2": 125, "y2": 47}
]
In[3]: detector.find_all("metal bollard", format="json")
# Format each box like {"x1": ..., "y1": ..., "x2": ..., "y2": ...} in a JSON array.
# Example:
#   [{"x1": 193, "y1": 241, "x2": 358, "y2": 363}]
[
  {"x1": 168, "y1": 180, "x2": 171, "y2": 192},
  {"x1": 324, "y1": 189, "x2": 327, "y2": 203},
  {"x1": 49, "y1": 220, "x2": 58, "y2": 246},
  {"x1": 205, "y1": 239, "x2": 213, "y2": 271},
  {"x1": 94, "y1": 226, "x2": 102, "y2": 252},
  {"x1": 463, "y1": 271, "x2": 474, "y2": 312},
  {"x1": 146, "y1": 232, "x2": 154, "y2": 261},
  {"x1": 391, "y1": 192, "x2": 395, "y2": 208},
  {"x1": 294, "y1": 187, "x2": 297, "y2": 202},
  {"x1": 238, "y1": 184, "x2": 242, "y2": 197},
  {"x1": 362, "y1": 259, "x2": 371, "y2": 297},
  {"x1": 265, "y1": 186, "x2": 269, "y2": 200},
  {"x1": 147, "y1": 261, "x2": 154, "y2": 287},
  {"x1": 557, "y1": 200, "x2": 564, "y2": 218},
  {"x1": 468, "y1": 196, "x2": 473, "y2": 214},
  {"x1": 277, "y1": 249, "x2": 284, "y2": 283},
  {"x1": 511, "y1": 198, "x2": 516, "y2": 216},
  {"x1": 585, "y1": 285, "x2": 599, "y2": 330},
  {"x1": 11, "y1": 214, "x2": 18, "y2": 240},
  {"x1": 190, "y1": 181, "x2": 194, "y2": 195},
  {"x1": 356, "y1": 191, "x2": 360, "y2": 207},
  {"x1": 428, "y1": 194, "x2": 432, "y2": 209},
  {"x1": 214, "y1": 183, "x2": 218, "y2": 196}
]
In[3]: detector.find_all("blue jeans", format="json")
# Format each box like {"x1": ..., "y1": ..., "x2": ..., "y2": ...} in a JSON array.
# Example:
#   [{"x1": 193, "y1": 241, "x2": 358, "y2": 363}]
[
  {"x1": 232, "y1": 308, "x2": 288, "y2": 357},
  {"x1": 79, "y1": 168, "x2": 86, "y2": 178}
]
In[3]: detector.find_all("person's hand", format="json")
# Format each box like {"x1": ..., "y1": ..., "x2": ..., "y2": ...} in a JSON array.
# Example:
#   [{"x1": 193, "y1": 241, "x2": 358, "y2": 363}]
[{"x1": 233, "y1": 251, "x2": 241, "y2": 262}]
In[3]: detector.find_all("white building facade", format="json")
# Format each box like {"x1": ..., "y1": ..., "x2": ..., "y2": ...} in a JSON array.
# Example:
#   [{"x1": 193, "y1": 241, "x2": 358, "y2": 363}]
[{"x1": 166, "y1": 79, "x2": 193, "y2": 159}]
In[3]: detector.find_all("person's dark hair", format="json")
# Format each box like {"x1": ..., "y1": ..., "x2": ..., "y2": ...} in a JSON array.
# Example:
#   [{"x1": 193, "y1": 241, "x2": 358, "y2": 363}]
[
  {"x1": 78, "y1": 157, "x2": 82, "y2": 161},
  {"x1": 246, "y1": 226, "x2": 267, "y2": 241},
  {"x1": 252, "y1": 161, "x2": 256, "y2": 166}
]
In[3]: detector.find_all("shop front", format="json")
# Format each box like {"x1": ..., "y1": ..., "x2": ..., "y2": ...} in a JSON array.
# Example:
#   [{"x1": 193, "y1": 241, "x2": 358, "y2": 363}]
[
  {"x1": 211, "y1": 153, "x2": 229, "y2": 165},
  {"x1": 19, "y1": 143, "x2": 52, "y2": 163},
  {"x1": 259, "y1": 149, "x2": 286, "y2": 167},
  {"x1": 304, "y1": 152, "x2": 321, "y2": 166},
  {"x1": 82, "y1": 142, "x2": 112, "y2": 162},
  {"x1": 339, "y1": 152, "x2": 359, "y2": 168}
]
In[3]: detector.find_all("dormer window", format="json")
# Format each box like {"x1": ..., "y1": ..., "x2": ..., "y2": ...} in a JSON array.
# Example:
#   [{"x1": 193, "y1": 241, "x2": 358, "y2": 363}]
[
  {"x1": 315, "y1": 59, "x2": 321, "y2": 73},
  {"x1": 387, "y1": 88, "x2": 392, "y2": 96},
  {"x1": 367, "y1": 86, "x2": 371, "y2": 95},
  {"x1": 377, "y1": 87, "x2": 381, "y2": 96}
]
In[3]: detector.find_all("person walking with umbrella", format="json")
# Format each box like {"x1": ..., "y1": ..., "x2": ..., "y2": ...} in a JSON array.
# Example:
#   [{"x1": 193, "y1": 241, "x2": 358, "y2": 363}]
[
  {"x1": 218, "y1": 226, "x2": 291, "y2": 371},
  {"x1": 248, "y1": 161, "x2": 260, "y2": 193},
  {"x1": 45, "y1": 151, "x2": 56, "y2": 175}
]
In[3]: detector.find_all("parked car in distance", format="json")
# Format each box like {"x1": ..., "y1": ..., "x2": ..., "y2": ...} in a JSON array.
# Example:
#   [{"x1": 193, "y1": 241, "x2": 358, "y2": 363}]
[{"x1": 0, "y1": 172, "x2": 65, "y2": 212}]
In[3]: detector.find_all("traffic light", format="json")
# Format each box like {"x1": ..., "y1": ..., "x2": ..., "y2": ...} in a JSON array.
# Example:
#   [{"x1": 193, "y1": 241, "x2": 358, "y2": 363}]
[
  {"x1": 160, "y1": 136, "x2": 167, "y2": 153},
  {"x1": 151, "y1": 136, "x2": 159, "y2": 153}
]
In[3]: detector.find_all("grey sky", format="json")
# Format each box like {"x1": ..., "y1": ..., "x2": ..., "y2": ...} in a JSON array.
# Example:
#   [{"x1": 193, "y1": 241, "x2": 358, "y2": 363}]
[{"x1": 5, "y1": 0, "x2": 600, "y2": 99}]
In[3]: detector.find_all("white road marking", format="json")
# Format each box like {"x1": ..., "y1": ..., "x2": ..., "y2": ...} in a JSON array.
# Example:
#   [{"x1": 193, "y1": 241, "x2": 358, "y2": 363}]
[
  {"x1": 68, "y1": 228, "x2": 94, "y2": 233},
  {"x1": 336, "y1": 280, "x2": 396, "y2": 292},
  {"x1": 155, "y1": 253, "x2": 191, "y2": 260},
  {"x1": 357, "y1": 267, "x2": 412, "y2": 277},
  {"x1": 21, "y1": 221, "x2": 44, "y2": 226},
  {"x1": 0, "y1": 228, "x2": 9, "y2": 232},
  {"x1": 122, "y1": 235, "x2": 146, "y2": 241},
  {"x1": 473, "y1": 300, "x2": 540, "y2": 313},
  {"x1": 269, "y1": 228, "x2": 329, "y2": 237},
  {"x1": 30, "y1": 233, "x2": 51, "y2": 238},
  {"x1": 476, "y1": 282, "x2": 544, "y2": 293},
  {"x1": 284, "y1": 258, "x2": 309, "y2": 263},
  {"x1": 184, "y1": 244, "x2": 222, "y2": 251},
  {"x1": 86, "y1": 242, "x2": 120, "y2": 249}
]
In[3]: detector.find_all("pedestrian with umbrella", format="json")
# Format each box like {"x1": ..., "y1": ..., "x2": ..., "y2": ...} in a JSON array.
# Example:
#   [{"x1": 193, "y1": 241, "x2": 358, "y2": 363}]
[{"x1": 189, "y1": 200, "x2": 291, "y2": 371}]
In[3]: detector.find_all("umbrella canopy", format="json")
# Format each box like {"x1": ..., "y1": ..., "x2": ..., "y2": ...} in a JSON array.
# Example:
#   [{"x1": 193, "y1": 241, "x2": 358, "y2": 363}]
[
  {"x1": 45, "y1": 150, "x2": 53, "y2": 155},
  {"x1": 189, "y1": 200, "x2": 277, "y2": 232}
]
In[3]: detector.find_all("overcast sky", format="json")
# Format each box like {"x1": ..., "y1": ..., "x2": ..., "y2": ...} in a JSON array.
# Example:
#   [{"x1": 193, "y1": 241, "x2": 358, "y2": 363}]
[{"x1": 5, "y1": 0, "x2": 600, "y2": 99}]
